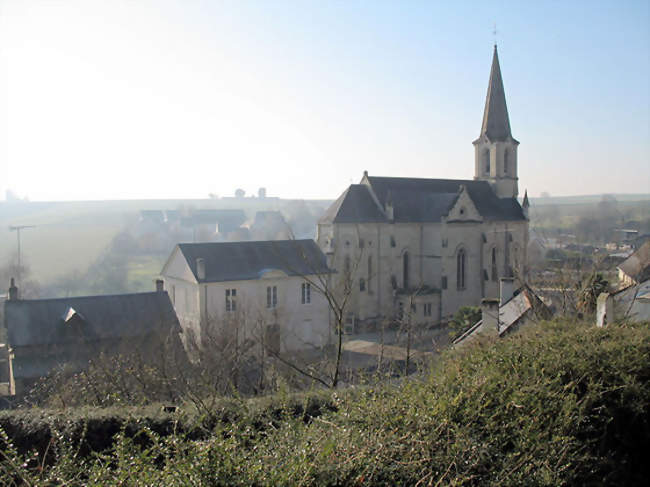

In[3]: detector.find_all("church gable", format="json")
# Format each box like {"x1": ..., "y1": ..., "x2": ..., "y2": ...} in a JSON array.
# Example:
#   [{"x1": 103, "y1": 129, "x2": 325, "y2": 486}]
[{"x1": 445, "y1": 185, "x2": 483, "y2": 222}]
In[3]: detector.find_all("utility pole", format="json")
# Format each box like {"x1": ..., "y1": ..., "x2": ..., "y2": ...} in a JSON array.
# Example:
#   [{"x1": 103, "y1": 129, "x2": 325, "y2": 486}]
[{"x1": 8, "y1": 225, "x2": 36, "y2": 284}]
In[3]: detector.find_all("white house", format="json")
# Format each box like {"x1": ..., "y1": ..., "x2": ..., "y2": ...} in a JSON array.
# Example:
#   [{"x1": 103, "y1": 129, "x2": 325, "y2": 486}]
[
  {"x1": 617, "y1": 241, "x2": 650, "y2": 288},
  {"x1": 160, "y1": 239, "x2": 332, "y2": 354},
  {"x1": 317, "y1": 46, "x2": 529, "y2": 330},
  {"x1": 597, "y1": 241, "x2": 650, "y2": 326}
]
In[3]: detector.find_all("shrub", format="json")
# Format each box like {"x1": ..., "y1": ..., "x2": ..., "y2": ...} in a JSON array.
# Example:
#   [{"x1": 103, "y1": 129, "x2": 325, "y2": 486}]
[{"x1": 1, "y1": 319, "x2": 648, "y2": 485}]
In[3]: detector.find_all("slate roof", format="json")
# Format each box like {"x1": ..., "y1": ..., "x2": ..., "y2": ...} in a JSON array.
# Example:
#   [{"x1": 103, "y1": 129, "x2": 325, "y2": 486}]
[
  {"x1": 176, "y1": 239, "x2": 331, "y2": 283},
  {"x1": 321, "y1": 176, "x2": 525, "y2": 224},
  {"x1": 320, "y1": 185, "x2": 387, "y2": 224},
  {"x1": 618, "y1": 241, "x2": 650, "y2": 283},
  {"x1": 5, "y1": 292, "x2": 180, "y2": 348},
  {"x1": 478, "y1": 45, "x2": 514, "y2": 142}
]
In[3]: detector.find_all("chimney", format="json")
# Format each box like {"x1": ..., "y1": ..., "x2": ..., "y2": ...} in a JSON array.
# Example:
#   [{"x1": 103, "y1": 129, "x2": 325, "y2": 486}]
[
  {"x1": 499, "y1": 277, "x2": 515, "y2": 305},
  {"x1": 196, "y1": 258, "x2": 206, "y2": 280},
  {"x1": 155, "y1": 279, "x2": 164, "y2": 293},
  {"x1": 480, "y1": 298, "x2": 500, "y2": 335},
  {"x1": 8, "y1": 278, "x2": 18, "y2": 301}
]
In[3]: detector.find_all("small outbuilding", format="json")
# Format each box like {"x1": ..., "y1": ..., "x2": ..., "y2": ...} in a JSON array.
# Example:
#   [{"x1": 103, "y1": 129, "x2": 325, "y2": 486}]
[{"x1": 3, "y1": 279, "x2": 181, "y2": 395}]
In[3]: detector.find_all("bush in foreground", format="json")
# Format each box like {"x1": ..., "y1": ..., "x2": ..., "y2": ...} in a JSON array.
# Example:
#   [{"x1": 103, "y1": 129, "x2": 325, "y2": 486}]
[{"x1": 1, "y1": 319, "x2": 648, "y2": 485}]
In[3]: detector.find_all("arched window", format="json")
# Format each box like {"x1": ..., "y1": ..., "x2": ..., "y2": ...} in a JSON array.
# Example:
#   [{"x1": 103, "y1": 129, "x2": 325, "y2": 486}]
[
  {"x1": 513, "y1": 245, "x2": 520, "y2": 275},
  {"x1": 504, "y1": 149, "x2": 509, "y2": 175},
  {"x1": 403, "y1": 251, "x2": 410, "y2": 289},
  {"x1": 491, "y1": 247, "x2": 498, "y2": 282},
  {"x1": 456, "y1": 249, "x2": 466, "y2": 290},
  {"x1": 484, "y1": 149, "x2": 490, "y2": 174}
]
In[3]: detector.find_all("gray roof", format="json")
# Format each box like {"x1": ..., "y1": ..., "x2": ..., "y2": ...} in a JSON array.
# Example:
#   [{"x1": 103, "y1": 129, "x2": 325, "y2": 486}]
[
  {"x1": 618, "y1": 241, "x2": 650, "y2": 283},
  {"x1": 5, "y1": 292, "x2": 180, "y2": 348},
  {"x1": 320, "y1": 185, "x2": 387, "y2": 224},
  {"x1": 478, "y1": 45, "x2": 514, "y2": 142},
  {"x1": 321, "y1": 176, "x2": 525, "y2": 224},
  {"x1": 177, "y1": 239, "x2": 331, "y2": 283}
]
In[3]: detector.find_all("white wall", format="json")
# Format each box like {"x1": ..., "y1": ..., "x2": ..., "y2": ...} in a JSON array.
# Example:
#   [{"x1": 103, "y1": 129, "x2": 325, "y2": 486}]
[{"x1": 201, "y1": 272, "x2": 330, "y2": 352}]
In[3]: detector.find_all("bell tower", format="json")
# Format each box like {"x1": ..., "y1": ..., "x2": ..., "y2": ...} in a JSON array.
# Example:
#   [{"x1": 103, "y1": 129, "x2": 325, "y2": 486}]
[{"x1": 473, "y1": 45, "x2": 519, "y2": 199}]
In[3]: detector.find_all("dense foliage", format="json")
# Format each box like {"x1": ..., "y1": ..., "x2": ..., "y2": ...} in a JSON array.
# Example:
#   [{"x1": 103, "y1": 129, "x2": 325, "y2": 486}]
[{"x1": 1, "y1": 319, "x2": 648, "y2": 486}]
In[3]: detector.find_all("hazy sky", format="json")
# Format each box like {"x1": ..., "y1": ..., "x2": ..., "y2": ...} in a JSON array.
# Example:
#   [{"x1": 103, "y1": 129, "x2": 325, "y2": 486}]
[{"x1": 0, "y1": 0, "x2": 648, "y2": 201}]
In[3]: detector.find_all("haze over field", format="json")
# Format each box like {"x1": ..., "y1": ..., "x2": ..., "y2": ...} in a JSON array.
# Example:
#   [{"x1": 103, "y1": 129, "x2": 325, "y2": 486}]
[{"x1": 1, "y1": 0, "x2": 649, "y2": 202}]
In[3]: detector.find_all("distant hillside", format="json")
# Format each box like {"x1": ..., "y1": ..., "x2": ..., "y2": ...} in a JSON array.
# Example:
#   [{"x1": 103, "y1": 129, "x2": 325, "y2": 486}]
[
  {"x1": 529, "y1": 193, "x2": 650, "y2": 206},
  {"x1": 0, "y1": 198, "x2": 333, "y2": 287}
]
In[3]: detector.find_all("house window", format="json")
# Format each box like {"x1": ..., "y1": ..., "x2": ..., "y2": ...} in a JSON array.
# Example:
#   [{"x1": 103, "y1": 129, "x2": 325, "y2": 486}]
[
  {"x1": 301, "y1": 282, "x2": 311, "y2": 304},
  {"x1": 424, "y1": 303, "x2": 432, "y2": 317},
  {"x1": 491, "y1": 247, "x2": 498, "y2": 282},
  {"x1": 457, "y1": 249, "x2": 466, "y2": 290},
  {"x1": 225, "y1": 288, "x2": 236, "y2": 311},
  {"x1": 359, "y1": 278, "x2": 366, "y2": 292},
  {"x1": 367, "y1": 255, "x2": 373, "y2": 292},
  {"x1": 390, "y1": 236, "x2": 396, "y2": 248},
  {"x1": 441, "y1": 276, "x2": 448, "y2": 289},
  {"x1": 403, "y1": 251, "x2": 410, "y2": 289},
  {"x1": 267, "y1": 285, "x2": 277, "y2": 308}
]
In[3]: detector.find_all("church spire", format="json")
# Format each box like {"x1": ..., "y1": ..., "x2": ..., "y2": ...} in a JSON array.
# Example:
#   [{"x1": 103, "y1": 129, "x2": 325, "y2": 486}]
[{"x1": 479, "y1": 45, "x2": 512, "y2": 141}]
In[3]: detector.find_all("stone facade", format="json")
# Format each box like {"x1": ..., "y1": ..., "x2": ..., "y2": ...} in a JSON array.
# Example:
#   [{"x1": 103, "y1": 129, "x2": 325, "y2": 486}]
[{"x1": 317, "y1": 46, "x2": 529, "y2": 329}]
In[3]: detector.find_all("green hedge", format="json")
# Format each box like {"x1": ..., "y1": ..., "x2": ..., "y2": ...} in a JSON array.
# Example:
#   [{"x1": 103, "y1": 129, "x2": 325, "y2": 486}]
[{"x1": 1, "y1": 319, "x2": 648, "y2": 486}]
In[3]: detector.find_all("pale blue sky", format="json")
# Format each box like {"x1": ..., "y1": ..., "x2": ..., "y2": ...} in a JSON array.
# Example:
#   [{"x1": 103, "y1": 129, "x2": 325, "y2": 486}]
[{"x1": 0, "y1": 0, "x2": 648, "y2": 201}]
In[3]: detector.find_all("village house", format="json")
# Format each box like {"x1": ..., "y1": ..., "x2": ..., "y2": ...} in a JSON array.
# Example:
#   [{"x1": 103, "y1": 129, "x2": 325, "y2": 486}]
[
  {"x1": 597, "y1": 241, "x2": 650, "y2": 326},
  {"x1": 453, "y1": 277, "x2": 552, "y2": 347},
  {"x1": 617, "y1": 241, "x2": 650, "y2": 288},
  {"x1": 3, "y1": 279, "x2": 181, "y2": 395},
  {"x1": 317, "y1": 46, "x2": 529, "y2": 330},
  {"x1": 160, "y1": 239, "x2": 332, "y2": 354}
]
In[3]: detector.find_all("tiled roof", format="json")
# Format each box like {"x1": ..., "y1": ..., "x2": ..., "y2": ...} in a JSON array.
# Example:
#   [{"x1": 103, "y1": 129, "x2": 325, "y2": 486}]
[
  {"x1": 319, "y1": 185, "x2": 387, "y2": 224},
  {"x1": 177, "y1": 239, "x2": 331, "y2": 283},
  {"x1": 5, "y1": 292, "x2": 179, "y2": 348},
  {"x1": 618, "y1": 241, "x2": 650, "y2": 283},
  {"x1": 321, "y1": 177, "x2": 525, "y2": 224}
]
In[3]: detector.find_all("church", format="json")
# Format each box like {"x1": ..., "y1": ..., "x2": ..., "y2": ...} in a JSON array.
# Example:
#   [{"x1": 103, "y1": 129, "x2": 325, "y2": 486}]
[{"x1": 317, "y1": 46, "x2": 530, "y2": 330}]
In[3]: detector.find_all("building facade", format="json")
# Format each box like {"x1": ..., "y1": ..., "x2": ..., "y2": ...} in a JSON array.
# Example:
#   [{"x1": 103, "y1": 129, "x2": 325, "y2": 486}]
[
  {"x1": 3, "y1": 280, "x2": 181, "y2": 395},
  {"x1": 317, "y1": 46, "x2": 529, "y2": 329},
  {"x1": 161, "y1": 239, "x2": 332, "y2": 353}
]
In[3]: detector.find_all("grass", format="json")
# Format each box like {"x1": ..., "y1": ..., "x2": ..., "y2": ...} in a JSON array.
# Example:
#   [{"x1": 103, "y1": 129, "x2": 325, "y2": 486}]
[{"x1": 1, "y1": 319, "x2": 648, "y2": 485}]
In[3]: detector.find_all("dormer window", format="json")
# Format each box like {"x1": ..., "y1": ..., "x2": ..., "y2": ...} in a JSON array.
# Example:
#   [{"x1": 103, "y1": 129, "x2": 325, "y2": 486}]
[{"x1": 459, "y1": 207, "x2": 466, "y2": 216}]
